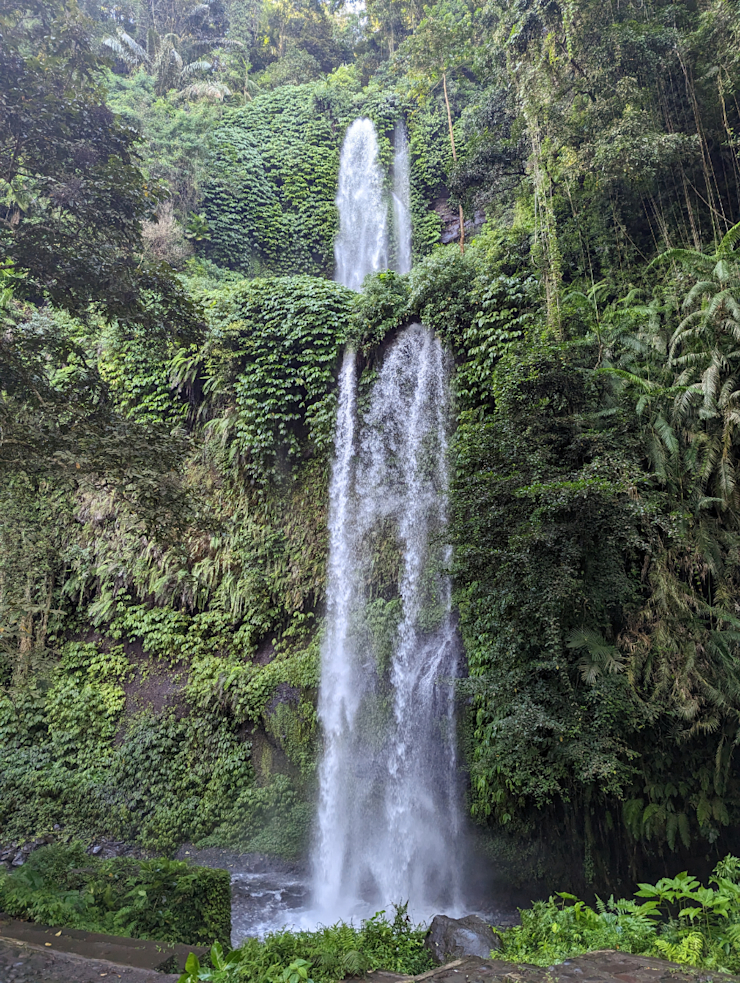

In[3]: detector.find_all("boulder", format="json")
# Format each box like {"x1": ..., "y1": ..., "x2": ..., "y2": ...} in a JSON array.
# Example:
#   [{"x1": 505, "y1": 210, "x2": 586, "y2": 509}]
[{"x1": 424, "y1": 914, "x2": 501, "y2": 963}]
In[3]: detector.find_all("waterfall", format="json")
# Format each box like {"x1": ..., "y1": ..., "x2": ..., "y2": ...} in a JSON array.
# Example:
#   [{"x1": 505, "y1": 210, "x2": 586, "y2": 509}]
[
  {"x1": 334, "y1": 119, "x2": 388, "y2": 290},
  {"x1": 392, "y1": 122, "x2": 412, "y2": 275},
  {"x1": 313, "y1": 324, "x2": 464, "y2": 921},
  {"x1": 314, "y1": 347, "x2": 359, "y2": 911}
]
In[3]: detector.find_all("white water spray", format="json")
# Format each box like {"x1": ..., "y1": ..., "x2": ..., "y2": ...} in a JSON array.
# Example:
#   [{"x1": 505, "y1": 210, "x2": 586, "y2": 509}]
[
  {"x1": 334, "y1": 119, "x2": 388, "y2": 290},
  {"x1": 392, "y1": 122, "x2": 412, "y2": 275},
  {"x1": 313, "y1": 324, "x2": 463, "y2": 921}
]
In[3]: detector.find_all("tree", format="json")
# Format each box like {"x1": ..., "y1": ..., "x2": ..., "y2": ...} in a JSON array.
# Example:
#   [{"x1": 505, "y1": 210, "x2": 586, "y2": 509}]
[
  {"x1": 103, "y1": 26, "x2": 241, "y2": 99},
  {"x1": 0, "y1": 0, "x2": 200, "y2": 333},
  {"x1": 404, "y1": 0, "x2": 476, "y2": 253}
]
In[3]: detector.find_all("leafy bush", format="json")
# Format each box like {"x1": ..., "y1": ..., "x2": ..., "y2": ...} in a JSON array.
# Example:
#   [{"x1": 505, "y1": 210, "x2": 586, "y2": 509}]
[
  {"x1": 178, "y1": 904, "x2": 432, "y2": 983},
  {"x1": 179, "y1": 275, "x2": 354, "y2": 480},
  {"x1": 497, "y1": 895, "x2": 658, "y2": 965},
  {"x1": 202, "y1": 86, "x2": 341, "y2": 276},
  {"x1": 0, "y1": 843, "x2": 230, "y2": 947},
  {"x1": 496, "y1": 856, "x2": 740, "y2": 973},
  {"x1": 349, "y1": 271, "x2": 410, "y2": 353}
]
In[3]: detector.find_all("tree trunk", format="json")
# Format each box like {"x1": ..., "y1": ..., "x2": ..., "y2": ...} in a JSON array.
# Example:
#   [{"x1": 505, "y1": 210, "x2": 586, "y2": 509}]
[{"x1": 442, "y1": 72, "x2": 464, "y2": 255}]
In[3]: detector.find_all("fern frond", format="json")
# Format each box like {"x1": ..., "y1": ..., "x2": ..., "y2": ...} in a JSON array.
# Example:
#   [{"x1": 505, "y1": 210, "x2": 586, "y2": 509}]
[
  {"x1": 649, "y1": 248, "x2": 715, "y2": 271},
  {"x1": 718, "y1": 220, "x2": 740, "y2": 257},
  {"x1": 683, "y1": 279, "x2": 716, "y2": 310}
]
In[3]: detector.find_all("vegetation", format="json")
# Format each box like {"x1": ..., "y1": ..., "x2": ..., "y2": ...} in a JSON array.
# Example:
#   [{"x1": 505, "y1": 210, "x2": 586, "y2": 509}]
[
  {"x1": 177, "y1": 904, "x2": 433, "y2": 983},
  {"x1": 495, "y1": 855, "x2": 740, "y2": 973},
  {"x1": 0, "y1": 843, "x2": 230, "y2": 947},
  {"x1": 172, "y1": 855, "x2": 740, "y2": 980},
  {"x1": 6, "y1": 0, "x2": 740, "y2": 910}
]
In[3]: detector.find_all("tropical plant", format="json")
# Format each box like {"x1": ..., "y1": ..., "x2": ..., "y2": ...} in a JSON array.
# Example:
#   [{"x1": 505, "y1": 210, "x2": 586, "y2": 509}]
[
  {"x1": 103, "y1": 26, "x2": 241, "y2": 99},
  {"x1": 177, "y1": 942, "x2": 244, "y2": 982},
  {"x1": 654, "y1": 222, "x2": 740, "y2": 511},
  {"x1": 172, "y1": 275, "x2": 353, "y2": 480},
  {"x1": 0, "y1": 0, "x2": 200, "y2": 332},
  {"x1": 496, "y1": 856, "x2": 740, "y2": 972}
]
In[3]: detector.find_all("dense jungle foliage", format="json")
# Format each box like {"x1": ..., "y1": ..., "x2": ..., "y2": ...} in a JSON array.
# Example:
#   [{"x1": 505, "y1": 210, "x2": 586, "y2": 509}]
[{"x1": 6, "y1": 0, "x2": 740, "y2": 900}]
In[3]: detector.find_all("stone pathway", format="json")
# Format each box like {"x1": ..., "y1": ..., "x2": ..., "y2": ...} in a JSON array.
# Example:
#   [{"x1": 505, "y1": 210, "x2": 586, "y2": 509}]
[
  {"x1": 0, "y1": 915, "x2": 207, "y2": 983},
  {"x1": 1, "y1": 933, "x2": 737, "y2": 983},
  {"x1": 360, "y1": 952, "x2": 740, "y2": 983},
  {"x1": 0, "y1": 936, "x2": 181, "y2": 983}
]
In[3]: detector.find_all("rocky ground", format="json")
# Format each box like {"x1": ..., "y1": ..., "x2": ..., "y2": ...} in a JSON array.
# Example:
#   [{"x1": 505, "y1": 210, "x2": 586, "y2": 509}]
[
  {"x1": 0, "y1": 915, "x2": 204, "y2": 982},
  {"x1": 0, "y1": 937, "x2": 181, "y2": 983},
  {"x1": 361, "y1": 952, "x2": 740, "y2": 983},
  {"x1": 0, "y1": 939, "x2": 737, "y2": 983}
]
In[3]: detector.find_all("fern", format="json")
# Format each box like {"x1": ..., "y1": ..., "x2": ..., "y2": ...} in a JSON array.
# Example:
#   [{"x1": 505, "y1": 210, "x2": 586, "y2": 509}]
[
  {"x1": 654, "y1": 932, "x2": 704, "y2": 966},
  {"x1": 717, "y1": 221, "x2": 740, "y2": 257}
]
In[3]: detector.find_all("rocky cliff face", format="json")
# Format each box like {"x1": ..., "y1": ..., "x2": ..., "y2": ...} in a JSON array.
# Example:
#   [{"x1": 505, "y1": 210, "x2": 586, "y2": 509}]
[{"x1": 433, "y1": 197, "x2": 486, "y2": 244}]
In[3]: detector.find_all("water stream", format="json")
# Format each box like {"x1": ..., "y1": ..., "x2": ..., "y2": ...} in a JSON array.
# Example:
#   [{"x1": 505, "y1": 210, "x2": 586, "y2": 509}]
[
  {"x1": 315, "y1": 116, "x2": 464, "y2": 923},
  {"x1": 313, "y1": 323, "x2": 464, "y2": 923},
  {"x1": 334, "y1": 119, "x2": 388, "y2": 291},
  {"x1": 392, "y1": 122, "x2": 412, "y2": 275}
]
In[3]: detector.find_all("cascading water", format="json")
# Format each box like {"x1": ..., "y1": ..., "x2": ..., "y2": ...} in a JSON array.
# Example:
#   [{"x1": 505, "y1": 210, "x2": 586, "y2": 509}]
[
  {"x1": 313, "y1": 323, "x2": 464, "y2": 921},
  {"x1": 228, "y1": 117, "x2": 468, "y2": 941},
  {"x1": 334, "y1": 119, "x2": 388, "y2": 290},
  {"x1": 391, "y1": 122, "x2": 412, "y2": 275}
]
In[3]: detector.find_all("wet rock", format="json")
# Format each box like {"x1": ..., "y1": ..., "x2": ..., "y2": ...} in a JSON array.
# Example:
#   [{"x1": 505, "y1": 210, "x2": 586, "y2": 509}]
[
  {"x1": 424, "y1": 914, "x2": 501, "y2": 963},
  {"x1": 0, "y1": 837, "x2": 53, "y2": 871},
  {"x1": 85, "y1": 838, "x2": 143, "y2": 860}
]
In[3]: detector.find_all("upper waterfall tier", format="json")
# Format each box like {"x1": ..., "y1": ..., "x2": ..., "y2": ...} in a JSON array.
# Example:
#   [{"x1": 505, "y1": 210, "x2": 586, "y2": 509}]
[
  {"x1": 392, "y1": 122, "x2": 412, "y2": 275},
  {"x1": 334, "y1": 119, "x2": 388, "y2": 291}
]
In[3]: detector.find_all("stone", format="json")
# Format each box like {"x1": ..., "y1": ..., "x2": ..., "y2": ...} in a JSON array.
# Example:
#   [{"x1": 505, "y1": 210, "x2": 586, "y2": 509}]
[
  {"x1": 424, "y1": 914, "x2": 501, "y2": 963},
  {"x1": 11, "y1": 851, "x2": 24, "y2": 866}
]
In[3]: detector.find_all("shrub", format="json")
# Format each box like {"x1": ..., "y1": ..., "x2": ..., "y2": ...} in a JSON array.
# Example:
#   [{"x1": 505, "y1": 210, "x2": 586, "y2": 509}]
[
  {"x1": 0, "y1": 843, "x2": 230, "y2": 948},
  {"x1": 496, "y1": 856, "x2": 740, "y2": 973}
]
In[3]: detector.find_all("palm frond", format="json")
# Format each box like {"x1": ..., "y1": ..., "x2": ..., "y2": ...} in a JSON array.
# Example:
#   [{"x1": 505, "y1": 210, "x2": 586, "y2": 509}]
[
  {"x1": 567, "y1": 627, "x2": 624, "y2": 684},
  {"x1": 655, "y1": 412, "x2": 679, "y2": 456},
  {"x1": 103, "y1": 30, "x2": 150, "y2": 66},
  {"x1": 176, "y1": 81, "x2": 231, "y2": 101},
  {"x1": 181, "y1": 59, "x2": 212, "y2": 77}
]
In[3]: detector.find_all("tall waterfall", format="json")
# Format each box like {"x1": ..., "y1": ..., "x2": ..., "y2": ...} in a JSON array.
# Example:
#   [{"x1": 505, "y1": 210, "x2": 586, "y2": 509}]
[
  {"x1": 313, "y1": 324, "x2": 463, "y2": 921},
  {"x1": 334, "y1": 119, "x2": 388, "y2": 290},
  {"x1": 392, "y1": 122, "x2": 412, "y2": 275}
]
